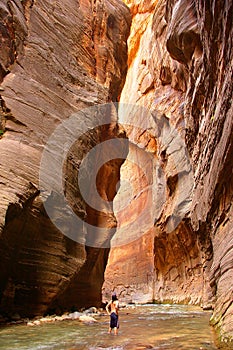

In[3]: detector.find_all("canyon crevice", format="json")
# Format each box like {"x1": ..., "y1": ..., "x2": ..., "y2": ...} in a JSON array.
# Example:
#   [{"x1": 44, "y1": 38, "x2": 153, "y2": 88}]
[{"x1": 0, "y1": 0, "x2": 233, "y2": 347}]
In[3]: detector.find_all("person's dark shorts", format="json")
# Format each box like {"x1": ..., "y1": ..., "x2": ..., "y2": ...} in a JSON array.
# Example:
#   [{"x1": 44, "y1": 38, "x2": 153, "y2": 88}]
[{"x1": 110, "y1": 312, "x2": 119, "y2": 329}]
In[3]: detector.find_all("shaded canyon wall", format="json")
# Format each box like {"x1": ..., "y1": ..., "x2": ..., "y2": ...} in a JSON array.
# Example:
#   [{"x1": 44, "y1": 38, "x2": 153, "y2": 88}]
[
  {"x1": 0, "y1": 0, "x2": 232, "y2": 346},
  {"x1": 0, "y1": 0, "x2": 131, "y2": 317}
]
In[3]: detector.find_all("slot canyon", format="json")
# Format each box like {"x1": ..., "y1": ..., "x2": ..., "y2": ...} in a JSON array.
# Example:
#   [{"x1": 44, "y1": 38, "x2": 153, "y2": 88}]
[{"x1": 0, "y1": 0, "x2": 232, "y2": 348}]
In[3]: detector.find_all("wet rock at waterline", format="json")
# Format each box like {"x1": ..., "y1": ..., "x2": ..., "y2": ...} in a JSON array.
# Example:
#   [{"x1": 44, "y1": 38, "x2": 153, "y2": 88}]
[{"x1": 27, "y1": 311, "x2": 97, "y2": 327}]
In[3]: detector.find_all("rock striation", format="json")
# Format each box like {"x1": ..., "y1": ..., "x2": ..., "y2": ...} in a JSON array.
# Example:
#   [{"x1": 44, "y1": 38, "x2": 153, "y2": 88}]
[
  {"x1": 0, "y1": 0, "x2": 131, "y2": 317},
  {"x1": 104, "y1": 0, "x2": 202, "y2": 305},
  {"x1": 103, "y1": 0, "x2": 233, "y2": 346},
  {"x1": 0, "y1": 0, "x2": 233, "y2": 346}
]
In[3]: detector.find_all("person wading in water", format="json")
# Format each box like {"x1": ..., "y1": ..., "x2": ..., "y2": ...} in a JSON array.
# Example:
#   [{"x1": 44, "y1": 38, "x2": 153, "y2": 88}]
[{"x1": 106, "y1": 292, "x2": 119, "y2": 335}]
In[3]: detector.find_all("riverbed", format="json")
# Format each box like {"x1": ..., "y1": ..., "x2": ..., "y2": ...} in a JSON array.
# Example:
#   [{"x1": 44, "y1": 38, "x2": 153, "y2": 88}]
[{"x1": 0, "y1": 304, "x2": 217, "y2": 350}]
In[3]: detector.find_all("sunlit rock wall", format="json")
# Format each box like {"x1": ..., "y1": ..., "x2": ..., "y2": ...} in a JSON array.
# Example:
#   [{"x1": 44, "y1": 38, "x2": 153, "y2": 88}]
[
  {"x1": 0, "y1": 0, "x2": 131, "y2": 317},
  {"x1": 103, "y1": 0, "x2": 233, "y2": 344},
  {"x1": 103, "y1": 0, "x2": 203, "y2": 305}
]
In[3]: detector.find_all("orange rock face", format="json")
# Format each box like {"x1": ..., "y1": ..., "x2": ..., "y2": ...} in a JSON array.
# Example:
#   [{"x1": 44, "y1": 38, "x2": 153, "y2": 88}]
[
  {"x1": 103, "y1": 0, "x2": 198, "y2": 304},
  {"x1": 103, "y1": 0, "x2": 233, "y2": 345},
  {"x1": 0, "y1": 0, "x2": 232, "y2": 345}
]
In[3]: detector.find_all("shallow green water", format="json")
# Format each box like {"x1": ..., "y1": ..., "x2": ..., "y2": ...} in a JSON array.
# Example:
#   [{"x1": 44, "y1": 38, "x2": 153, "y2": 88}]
[{"x1": 0, "y1": 304, "x2": 217, "y2": 350}]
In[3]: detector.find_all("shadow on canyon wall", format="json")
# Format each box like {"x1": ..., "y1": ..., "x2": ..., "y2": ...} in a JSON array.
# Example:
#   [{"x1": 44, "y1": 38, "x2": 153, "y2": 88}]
[{"x1": 0, "y1": 0, "x2": 232, "y2": 347}]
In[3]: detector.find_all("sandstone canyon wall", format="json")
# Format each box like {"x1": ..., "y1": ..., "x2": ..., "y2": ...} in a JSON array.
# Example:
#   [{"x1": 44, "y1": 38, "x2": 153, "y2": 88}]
[
  {"x1": 0, "y1": 0, "x2": 131, "y2": 317},
  {"x1": 103, "y1": 0, "x2": 233, "y2": 346},
  {"x1": 0, "y1": 0, "x2": 232, "y2": 347}
]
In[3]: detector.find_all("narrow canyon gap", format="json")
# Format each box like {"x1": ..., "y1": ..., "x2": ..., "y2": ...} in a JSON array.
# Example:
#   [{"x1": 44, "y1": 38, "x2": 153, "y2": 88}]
[{"x1": 0, "y1": 0, "x2": 232, "y2": 347}]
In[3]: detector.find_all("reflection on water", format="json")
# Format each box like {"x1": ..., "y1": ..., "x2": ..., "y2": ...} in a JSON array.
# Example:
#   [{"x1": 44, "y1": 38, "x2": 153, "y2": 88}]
[{"x1": 0, "y1": 304, "x2": 217, "y2": 350}]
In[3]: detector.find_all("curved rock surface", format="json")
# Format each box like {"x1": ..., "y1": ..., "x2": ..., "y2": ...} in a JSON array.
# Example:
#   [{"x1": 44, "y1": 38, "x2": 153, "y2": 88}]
[
  {"x1": 0, "y1": 0, "x2": 130, "y2": 317},
  {"x1": 0, "y1": 0, "x2": 232, "y2": 346},
  {"x1": 103, "y1": 0, "x2": 233, "y2": 346}
]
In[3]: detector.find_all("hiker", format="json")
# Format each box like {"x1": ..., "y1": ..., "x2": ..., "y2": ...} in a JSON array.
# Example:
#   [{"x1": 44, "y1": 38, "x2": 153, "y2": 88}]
[{"x1": 106, "y1": 292, "x2": 119, "y2": 335}]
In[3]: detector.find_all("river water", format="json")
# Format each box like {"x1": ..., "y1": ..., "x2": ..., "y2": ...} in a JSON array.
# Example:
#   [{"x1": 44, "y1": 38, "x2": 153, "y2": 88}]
[{"x1": 0, "y1": 304, "x2": 217, "y2": 350}]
